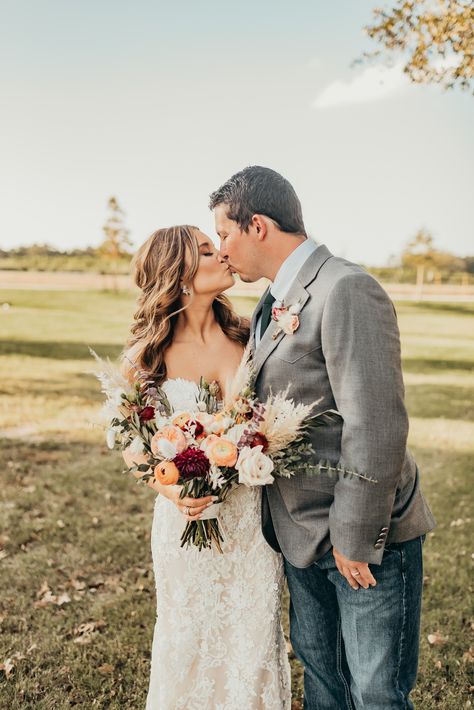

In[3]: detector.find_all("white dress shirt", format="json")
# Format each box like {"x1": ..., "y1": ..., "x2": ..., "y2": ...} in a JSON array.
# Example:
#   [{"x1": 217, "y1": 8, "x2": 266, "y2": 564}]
[{"x1": 255, "y1": 238, "x2": 318, "y2": 346}]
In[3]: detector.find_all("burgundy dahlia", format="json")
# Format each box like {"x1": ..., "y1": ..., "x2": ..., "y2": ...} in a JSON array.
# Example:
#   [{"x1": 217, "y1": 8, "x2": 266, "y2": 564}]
[
  {"x1": 138, "y1": 406, "x2": 155, "y2": 421},
  {"x1": 173, "y1": 447, "x2": 210, "y2": 479}
]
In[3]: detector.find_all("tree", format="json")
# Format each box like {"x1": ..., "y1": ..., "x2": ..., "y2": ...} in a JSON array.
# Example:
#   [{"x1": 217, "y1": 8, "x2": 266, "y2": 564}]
[
  {"x1": 363, "y1": 0, "x2": 474, "y2": 93},
  {"x1": 99, "y1": 197, "x2": 133, "y2": 291},
  {"x1": 464, "y1": 256, "x2": 474, "y2": 274},
  {"x1": 401, "y1": 228, "x2": 466, "y2": 290}
]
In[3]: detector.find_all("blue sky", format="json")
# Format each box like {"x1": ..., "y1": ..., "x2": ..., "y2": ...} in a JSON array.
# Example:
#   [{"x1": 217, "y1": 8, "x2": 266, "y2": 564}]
[{"x1": 1, "y1": 0, "x2": 472, "y2": 264}]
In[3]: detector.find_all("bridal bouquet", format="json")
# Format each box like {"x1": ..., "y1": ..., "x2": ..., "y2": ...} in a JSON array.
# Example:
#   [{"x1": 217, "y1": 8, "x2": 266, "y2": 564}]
[{"x1": 91, "y1": 347, "x2": 340, "y2": 552}]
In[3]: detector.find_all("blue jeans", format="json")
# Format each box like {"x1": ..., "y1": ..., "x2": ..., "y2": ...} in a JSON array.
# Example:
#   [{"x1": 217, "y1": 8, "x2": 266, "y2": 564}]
[{"x1": 285, "y1": 536, "x2": 425, "y2": 709}]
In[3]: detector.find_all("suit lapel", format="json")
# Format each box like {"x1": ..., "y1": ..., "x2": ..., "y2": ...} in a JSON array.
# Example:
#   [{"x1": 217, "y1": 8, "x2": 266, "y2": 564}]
[
  {"x1": 251, "y1": 244, "x2": 333, "y2": 380},
  {"x1": 252, "y1": 279, "x2": 310, "y2": 378}
]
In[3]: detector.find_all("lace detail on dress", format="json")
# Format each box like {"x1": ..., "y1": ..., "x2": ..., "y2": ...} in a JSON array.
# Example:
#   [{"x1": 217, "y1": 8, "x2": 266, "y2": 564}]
[{"x1": 145, "y1": 379, "x2": 291, "y2": 710}]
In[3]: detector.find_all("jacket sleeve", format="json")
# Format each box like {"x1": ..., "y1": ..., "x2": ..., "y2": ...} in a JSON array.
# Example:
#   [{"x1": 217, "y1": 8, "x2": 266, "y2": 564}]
[{"x1": 321, "y1": 270, "x2": 408, "y2": 564}]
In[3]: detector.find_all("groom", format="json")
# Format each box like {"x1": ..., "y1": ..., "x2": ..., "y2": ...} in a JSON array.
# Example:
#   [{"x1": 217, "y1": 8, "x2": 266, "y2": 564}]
[{"x1": 210, "y1": 166, "x2": 435, "y2": 709}]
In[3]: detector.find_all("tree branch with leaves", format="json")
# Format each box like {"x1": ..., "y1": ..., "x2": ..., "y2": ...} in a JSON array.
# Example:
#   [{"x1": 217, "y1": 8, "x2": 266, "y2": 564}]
[{"x1": 363, "y1": 0, "x2": 473, "y2": 92}]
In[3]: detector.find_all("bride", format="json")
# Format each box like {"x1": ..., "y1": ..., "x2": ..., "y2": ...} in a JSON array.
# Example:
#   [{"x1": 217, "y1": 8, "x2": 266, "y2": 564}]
[{"x1": 121, "y1": 225, "x2": 291, "y2": 710}]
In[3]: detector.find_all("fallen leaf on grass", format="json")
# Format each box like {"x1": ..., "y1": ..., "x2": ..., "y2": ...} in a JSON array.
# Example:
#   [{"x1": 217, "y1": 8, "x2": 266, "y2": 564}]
[
  {"x1": 73, "y1": 619, "x2": 107, "y2": 644},
  {"x1": 98, "y1": 663, "x2": 114, "y2": 674},
  {"x1": 34, "y1": 580, "x2": 71, "y2": 608},
  {"x1": 450, "y1": 518, "x2": 471, "y2": 527},
  {"x1": 0, "y1": 658, "x2": 15, "y2": 678},
  {"x1": 0, "y1": 645, "x2": 36, "y2": 679},
  {"x1": 463, "y1": 647, "x2": 474, "y2": 663},
  {"x1": 69, "y1": 578, "x2": 86, "y2": 591},
  {"x1": 427, "y1": 631, "x2": 447, "y2": 646}
]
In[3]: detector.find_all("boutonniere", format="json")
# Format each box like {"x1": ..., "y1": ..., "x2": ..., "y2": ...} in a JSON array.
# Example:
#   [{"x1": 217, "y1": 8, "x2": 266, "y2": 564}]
[{"x1": 271, "y1": 300, "x2": 303, "y2": 339}]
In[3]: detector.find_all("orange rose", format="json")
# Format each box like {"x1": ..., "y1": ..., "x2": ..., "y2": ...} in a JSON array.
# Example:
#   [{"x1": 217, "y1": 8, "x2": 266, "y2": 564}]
[
  {"x1": 199, "y1": 434, "x2": 220, "y2": 454},
  {"x1": 151, "y1": 425, "x2": 187, "y2": 457},
  {"x1": 154, "y1": 460, "x2": 180, "y2": 485},
  {"x1": 206, "y1": 438, "x2": 238, "y2": 467}
]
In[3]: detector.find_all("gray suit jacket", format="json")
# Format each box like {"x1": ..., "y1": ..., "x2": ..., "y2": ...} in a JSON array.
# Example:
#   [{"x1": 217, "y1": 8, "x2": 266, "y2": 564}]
[{"x1": 251, "y1": 244, "x2": 435, "y2": 567}]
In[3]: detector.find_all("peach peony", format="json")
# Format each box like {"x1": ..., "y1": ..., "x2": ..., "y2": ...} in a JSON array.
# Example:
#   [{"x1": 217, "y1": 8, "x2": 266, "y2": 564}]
[
  {"x1": 154, "y1": 460, "x2": 180, "y2": 485},
  {"x1": 199, "y1": 434, "x2": 220, "y2": 454},
  {"x1": 206, "y1": 438, "x2": 238, "y2": 467},
  {"x1": 150, "y1": 425, "x2": 187, "y2": 457}
]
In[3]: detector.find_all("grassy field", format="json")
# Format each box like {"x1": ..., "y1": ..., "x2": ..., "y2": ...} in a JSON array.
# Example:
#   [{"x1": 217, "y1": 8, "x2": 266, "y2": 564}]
[{"x1": 0, "y1": 289, "x2": 473, "y2": 709}]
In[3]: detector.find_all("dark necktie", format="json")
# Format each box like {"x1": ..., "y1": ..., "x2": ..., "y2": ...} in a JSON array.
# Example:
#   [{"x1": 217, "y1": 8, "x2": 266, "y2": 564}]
[{"x1": 259, "y1": 290, "x2": 276, "y2": 339}]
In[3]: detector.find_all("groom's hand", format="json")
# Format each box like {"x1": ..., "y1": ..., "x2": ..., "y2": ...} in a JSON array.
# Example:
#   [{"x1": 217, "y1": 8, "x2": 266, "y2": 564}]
[{"x1": 332, "y1": 547, "x2": 377, "y2": 590}]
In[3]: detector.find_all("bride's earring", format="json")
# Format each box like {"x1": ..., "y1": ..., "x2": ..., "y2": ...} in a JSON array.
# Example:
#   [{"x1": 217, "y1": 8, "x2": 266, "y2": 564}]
[{"x1": 181, "y1": 284, "x2": 191, "y2": 296}]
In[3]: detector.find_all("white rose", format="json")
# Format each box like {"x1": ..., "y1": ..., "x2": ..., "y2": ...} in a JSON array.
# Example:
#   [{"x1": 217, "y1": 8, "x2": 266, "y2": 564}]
[
  {"x1": 222, "y1": 423, "x2": 247, "y2": 445},
  {"x1": 236, "y1": 445, "x2": 274, "y2": 487}
]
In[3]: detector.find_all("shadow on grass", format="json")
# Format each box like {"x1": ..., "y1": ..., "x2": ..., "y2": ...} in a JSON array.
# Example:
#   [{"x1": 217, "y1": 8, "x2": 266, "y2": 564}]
[
  {"x1": 399, "y1": 302, "x2": 474, "y2": 317},
  {"x1": 403, "y1": 357, "x2": 474, "y2": 373},
  {"x1": 405, "y1": 383, "x2": 474, "y2": 421},
  {"x1": 0, "y1": 340, "x2": 122, "y2": 360},
  {"x1": 0, "y1": 372, "x2": 107, "y2": 402}
]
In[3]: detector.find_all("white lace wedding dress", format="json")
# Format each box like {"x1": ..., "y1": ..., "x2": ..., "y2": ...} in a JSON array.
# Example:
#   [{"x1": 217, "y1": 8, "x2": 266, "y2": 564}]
[{"x1": 145, "y1": 378, "x2": 291, "y2": 710}]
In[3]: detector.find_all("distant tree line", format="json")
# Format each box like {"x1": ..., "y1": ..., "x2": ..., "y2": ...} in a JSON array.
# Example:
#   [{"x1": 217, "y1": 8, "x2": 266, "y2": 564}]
[
  {"x1": 0, "y1": 197, "x2": 133, "y2": 277},
  {"x1": 1, "y1": 201, "x2": 472, "y2": 288}
]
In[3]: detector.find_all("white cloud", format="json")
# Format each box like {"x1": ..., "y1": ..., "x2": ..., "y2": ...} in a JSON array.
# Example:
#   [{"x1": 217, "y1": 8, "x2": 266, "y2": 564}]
[{"x1": 313, "y1": 62, "x2": 409, "y2": 109}]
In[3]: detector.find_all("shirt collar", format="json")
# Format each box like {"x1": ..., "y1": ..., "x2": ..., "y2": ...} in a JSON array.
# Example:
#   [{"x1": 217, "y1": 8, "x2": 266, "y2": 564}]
[{"x1": 270, "y1": 238, "x2": 318, "y2": 303}]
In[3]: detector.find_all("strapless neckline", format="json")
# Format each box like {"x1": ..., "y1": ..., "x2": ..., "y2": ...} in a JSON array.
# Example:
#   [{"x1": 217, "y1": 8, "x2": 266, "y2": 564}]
[{"x1": 161, "y1": 377, "x2": 224, "y2": 407}]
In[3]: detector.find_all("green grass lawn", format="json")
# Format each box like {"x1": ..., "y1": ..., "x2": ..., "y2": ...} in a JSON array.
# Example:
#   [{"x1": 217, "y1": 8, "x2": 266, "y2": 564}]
[{"x1": 0, "y1": 290, "x2": 473, "y2": 709}]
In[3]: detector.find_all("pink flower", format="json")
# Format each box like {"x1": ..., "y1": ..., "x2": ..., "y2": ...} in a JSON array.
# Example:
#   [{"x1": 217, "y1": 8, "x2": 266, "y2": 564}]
[
  {"x1": 283, "y1": 314, "x2": 299, "y2": 334},
  {"x1": 271, "y1": 305, "x2": 300, "y2": 335}
]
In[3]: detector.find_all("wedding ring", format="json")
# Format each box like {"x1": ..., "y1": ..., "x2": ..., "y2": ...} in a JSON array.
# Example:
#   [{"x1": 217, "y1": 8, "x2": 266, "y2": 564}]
[
  {"x1": 351, "y1": 570, "x2": 361, "y2": 577},
  {"x1": 184, "y1": 506, "x2": 190, "y2": 516}
]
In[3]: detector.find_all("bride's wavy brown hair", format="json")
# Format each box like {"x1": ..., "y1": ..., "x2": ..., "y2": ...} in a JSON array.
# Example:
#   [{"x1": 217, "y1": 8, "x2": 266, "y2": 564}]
[{"x1": 125, "y1": 225, "x2": 249, "y2": 383}]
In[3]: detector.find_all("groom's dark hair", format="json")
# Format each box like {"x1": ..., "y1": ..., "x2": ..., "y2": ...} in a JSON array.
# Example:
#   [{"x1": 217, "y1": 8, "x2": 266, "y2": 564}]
[{"x1": 209, "y1": 165, "x2": 306, "y2": 236}]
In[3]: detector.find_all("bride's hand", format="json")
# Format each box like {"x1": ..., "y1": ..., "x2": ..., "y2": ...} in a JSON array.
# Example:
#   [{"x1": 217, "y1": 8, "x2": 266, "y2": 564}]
[{"x1": 161, "y1": 484, "x2": 215, "y2": 522}]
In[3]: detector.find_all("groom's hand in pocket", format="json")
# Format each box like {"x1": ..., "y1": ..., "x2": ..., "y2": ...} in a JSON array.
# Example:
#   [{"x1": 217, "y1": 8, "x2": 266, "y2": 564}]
[{"x1": 332, "y1": 547, "x2": 377, "y2": 590}]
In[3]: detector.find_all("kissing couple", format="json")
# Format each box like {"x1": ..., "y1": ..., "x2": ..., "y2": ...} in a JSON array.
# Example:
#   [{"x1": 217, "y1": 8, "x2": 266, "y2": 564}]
[{"x1": 120, "y1": 166, "x2": 435, "y2": 710}]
